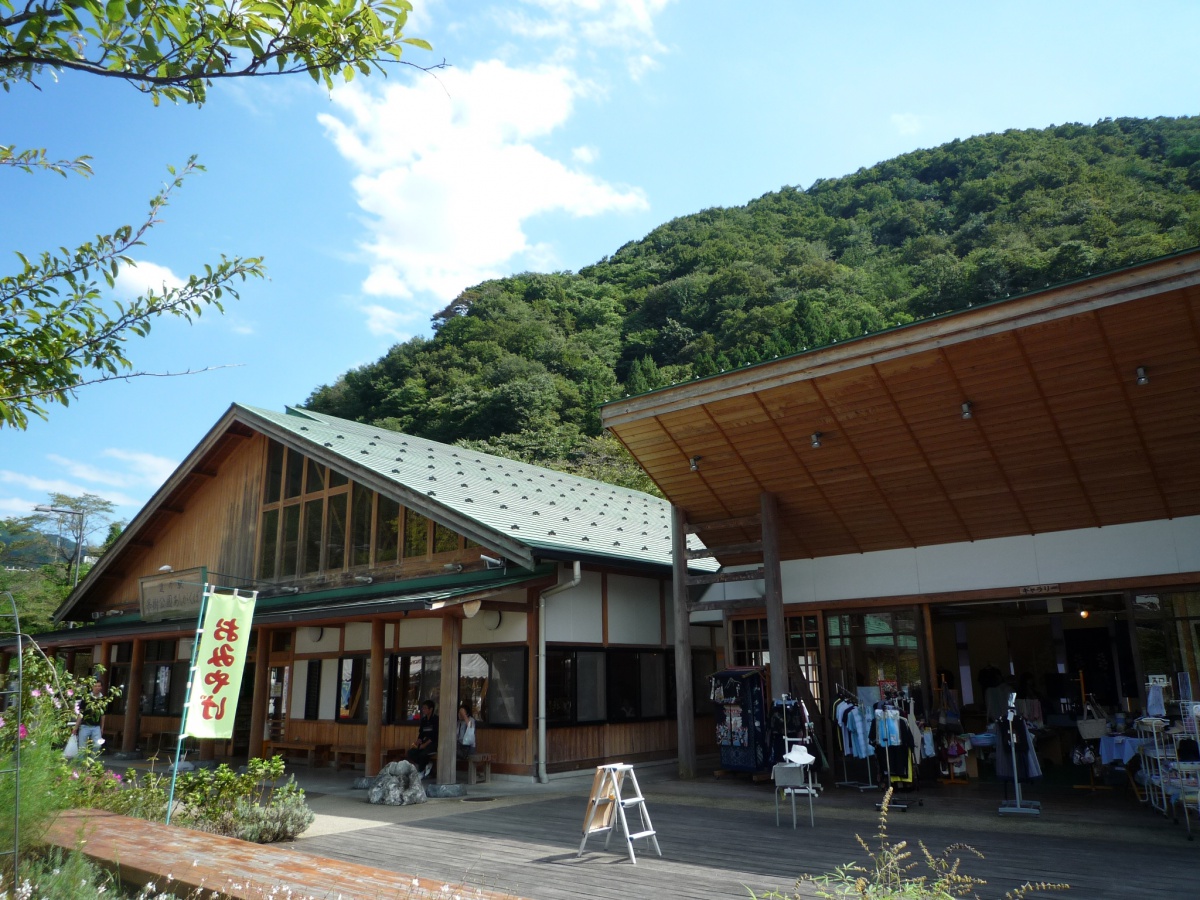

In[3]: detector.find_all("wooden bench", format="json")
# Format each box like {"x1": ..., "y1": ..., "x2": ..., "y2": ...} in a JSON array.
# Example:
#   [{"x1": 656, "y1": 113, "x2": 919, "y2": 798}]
[
  {"x1": 264, "y1": 740, "x2": 331, "y2": 767},
  {"x1": 466, "y1": 752, "x2": 492, "y2": 785},
  {"x1": 334, "y1": 746, "x2": 407, "y2": 770}
]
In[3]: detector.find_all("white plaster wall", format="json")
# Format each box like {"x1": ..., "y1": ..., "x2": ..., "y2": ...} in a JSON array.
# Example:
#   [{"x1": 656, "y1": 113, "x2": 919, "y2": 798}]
[
  {"x1": 343, "y1": 623, "x2": 371, "y2": 652},
  {"x1": 318, "y1": 658, "x2": 338, "y2": 719},
  {"x1": 767, "y1": 514, "x2": 1200, "y2": 606},
  {"x1": 463, "y1": 610, "x2": 527, "y2": 644},
  {"x1": 607, "y1": 574, "x2": 662, "y2": 645},
  {"x1": 396, "y1": 618, "x2": 441, "y2": 649},
  {"x1": 295, "y1": 626, "x2": 338, "y2": 654},
  {"x1": 289, "y1": 660, "x2": 308, "y2": 720},
  {"x1": 546, "y1": 569, "x2": 603, "y2": 643}
]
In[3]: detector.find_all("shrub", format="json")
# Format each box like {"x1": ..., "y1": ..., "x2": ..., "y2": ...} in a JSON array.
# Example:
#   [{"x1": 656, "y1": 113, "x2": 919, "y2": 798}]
[{"x1": 753, "y1": 789, "x2": 1070, "y2": 900}]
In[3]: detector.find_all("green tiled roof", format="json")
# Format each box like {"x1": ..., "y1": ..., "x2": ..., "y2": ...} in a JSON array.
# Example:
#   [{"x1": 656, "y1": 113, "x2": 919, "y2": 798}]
[{"x1": 238, "y1": 405, "x2": 716, "y2": 572}]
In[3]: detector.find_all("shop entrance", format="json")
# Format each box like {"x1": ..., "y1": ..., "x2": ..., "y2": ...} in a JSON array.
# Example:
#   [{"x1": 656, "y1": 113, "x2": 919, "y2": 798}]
[{"x1": 928, "y1": 594, "x2": 1136, "y2": 734}]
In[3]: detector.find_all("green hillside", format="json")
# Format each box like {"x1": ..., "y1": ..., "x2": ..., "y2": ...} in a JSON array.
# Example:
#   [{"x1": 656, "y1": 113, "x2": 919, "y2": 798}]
[{"x1": 306, "y1": 116, "x2": 1200, "y2": 483}]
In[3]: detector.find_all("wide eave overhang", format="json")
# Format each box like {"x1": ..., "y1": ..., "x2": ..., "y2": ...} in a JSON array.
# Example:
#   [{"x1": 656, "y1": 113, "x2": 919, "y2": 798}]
[{"x1": 602, "y1": 249, "x2": 1200, "y2": 566}]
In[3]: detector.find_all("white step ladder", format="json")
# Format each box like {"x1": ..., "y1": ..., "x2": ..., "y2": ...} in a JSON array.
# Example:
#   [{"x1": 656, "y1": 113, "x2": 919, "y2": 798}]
[{"x1": 577, "y1": 763, "x2": 661, "y2": 864}]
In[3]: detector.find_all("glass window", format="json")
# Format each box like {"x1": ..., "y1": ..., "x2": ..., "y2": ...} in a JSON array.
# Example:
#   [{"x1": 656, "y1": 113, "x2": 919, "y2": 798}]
[
  {"x1": 284, "y1": 448, "x2": 304, "y2": 499},
  {"x1": 461, "y1": 648, "x2": 527, "y2": 727},
  {"x1": 336, "y1": 656, "x2": 370, "y2": 723},
  {"x1": 404, "y1": 510, "x2": 429, "y2": 560},
  {"x1": 328, "y1": 468, "x2": 349, "y2": 488},
  {"x1": 606, "y1": 650, "x2": 640, "y2": 721},
  {"x1": 280, "y1": 504, "x2": 301, "y2": 578},
  {"x1": 351, "y1": 483, "x2": 373, "y2": 568},
  {"x1": 301, "y1": 498, "x2": 323, "y2": 574},
  {"x1": 433, "y1": 522, "x2": 458, "y2": 554},
  {"x1": 264, "y1": 440, "x2": 284, "y2": 504},
  {"x1": 389, "y1": 653, "x2": 441, "y2": 723},
  {"x1": 305, "y1": 458, "x2": 325, "y2": 494},
  {"x1": 639, "y1": 651, "x2": 666, "y2": 718},
  {"x1": 303, "y1": 661, "x2": 321, "y2": 720},
  {"x1": 577, "y1": 651, "x2": 606, "y2": 722},
  {"x1": 375, "y1": 496, "x2": 400, "y2": 565},
  {"x1": 325, "y1": 493, "x2": 347, "y2": 571},
  {"x1": 258, "y1": 508, "x2": 279, "y2": 581},
  {"x1": 546, "y1": 649, "x2": 573, "y2": 724}
]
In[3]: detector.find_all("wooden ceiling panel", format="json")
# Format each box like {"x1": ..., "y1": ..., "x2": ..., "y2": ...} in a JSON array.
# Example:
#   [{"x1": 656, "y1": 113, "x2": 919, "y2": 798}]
[{"x1": 605, "y1": 257, "x2": 1200, "y2": 564}]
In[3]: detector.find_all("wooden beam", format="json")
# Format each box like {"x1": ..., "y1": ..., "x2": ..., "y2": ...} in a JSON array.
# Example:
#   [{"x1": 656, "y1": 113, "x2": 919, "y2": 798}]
[
  {"x1": 686, "y1": 540, "x2": 762, "y2": 560},
  {"x1": 366, "y1": 619, "x2": 385, "y2": 777},
  {"x1": 686, "y1": 597, "x2": 765, "y2": 614},
  {"x1": 685, "y1": 514, "x2": 761, "y2": 535},
  {"x1": 435, "y1": 615, "x2": 461, "y2": 787},
  {"x1": 762, "y1": 492, "x2": 788, "y2": 701},
  {"x1": 247, "y1": 628, "x2": 271, "y2": 761},
  {"x1": 121, "y1": 638, "x2": 145, "y2": 755},
  {"x1": 671, "y1": 505, "x2": 696, "y2": 780},
  {"x1": 685, "y1": 568, "x2": 763, "y2": 586}
]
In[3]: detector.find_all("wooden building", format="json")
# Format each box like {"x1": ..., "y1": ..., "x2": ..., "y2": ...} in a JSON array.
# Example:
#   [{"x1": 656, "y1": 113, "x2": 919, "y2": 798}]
[
  {"x1": 601, "y1": 248, "x2": 1200, "y2": 772},
  {"x1": 9, "y1": 405, "x2": 721, "y2": 782}
]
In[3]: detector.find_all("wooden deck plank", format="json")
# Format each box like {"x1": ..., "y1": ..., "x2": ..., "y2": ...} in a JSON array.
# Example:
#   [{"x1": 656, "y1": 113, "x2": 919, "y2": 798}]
[{"x1": 294, "y1": 782, "x2": 1200, "y2": 900}]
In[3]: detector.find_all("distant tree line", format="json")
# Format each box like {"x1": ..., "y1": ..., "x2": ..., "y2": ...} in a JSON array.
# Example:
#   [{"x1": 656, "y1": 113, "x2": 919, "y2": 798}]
[{"x1": 306, "y1": 116, "x2": 1200, "y2": 479}]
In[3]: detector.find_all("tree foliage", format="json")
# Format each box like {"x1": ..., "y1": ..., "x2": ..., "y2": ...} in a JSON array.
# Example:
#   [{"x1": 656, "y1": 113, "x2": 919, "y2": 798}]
[
  {"x1": 2, "y1": 0, "x2": 432, "y2": 428},
  {"x1": 1, "y1": 158, "x2": 263, "y2": 428},
  {"x1": 0, "y1": 0, "x2": 432, "y2": 105},
  {"x1": 306, "y1": 116, "x2": 1200, "y2": 486}
]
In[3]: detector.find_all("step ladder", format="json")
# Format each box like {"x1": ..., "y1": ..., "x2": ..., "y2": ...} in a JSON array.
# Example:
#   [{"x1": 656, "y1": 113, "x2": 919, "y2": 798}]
[{"x1": 577, "y1": 763, "x2": 661, "y2": 864}]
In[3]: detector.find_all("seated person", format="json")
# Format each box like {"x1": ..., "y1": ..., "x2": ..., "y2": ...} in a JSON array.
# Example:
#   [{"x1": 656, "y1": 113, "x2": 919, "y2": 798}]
[
  {"x1": 406, "y1": 700, "x2": 439, "y2": 776},
  {"x1": 456, "y1": 702, "x2": 477, "y2": 760}
]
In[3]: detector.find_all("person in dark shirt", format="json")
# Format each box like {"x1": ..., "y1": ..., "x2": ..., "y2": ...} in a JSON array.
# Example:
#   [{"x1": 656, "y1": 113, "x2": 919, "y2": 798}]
[{"x1": 406, "y1": 700, "x2": 439, "y2": 776}]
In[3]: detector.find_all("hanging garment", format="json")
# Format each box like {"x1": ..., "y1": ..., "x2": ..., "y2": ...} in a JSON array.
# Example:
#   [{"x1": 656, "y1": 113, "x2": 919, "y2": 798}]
[
  {"x1": 1147, "y1": 684, "x2": 1166, "y2": 717},
  {"x1": 993, "y1": 716, "x2": 1042, "y2": 781}
]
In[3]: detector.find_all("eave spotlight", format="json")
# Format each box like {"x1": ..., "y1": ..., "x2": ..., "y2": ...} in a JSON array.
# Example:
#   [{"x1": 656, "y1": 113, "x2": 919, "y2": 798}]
[
  {"x1": 689, "y1": 455, "x2": 702, "y2": 472},
  {"x1": 810, "y1": 432, "x2": 822, "y2": 449},
  {"x1": 961, "y1": 401, "x2": 973, "y2": 420},
  {"x1": 1135, "y1": 366, "x2": 1149, "y2": 386}
]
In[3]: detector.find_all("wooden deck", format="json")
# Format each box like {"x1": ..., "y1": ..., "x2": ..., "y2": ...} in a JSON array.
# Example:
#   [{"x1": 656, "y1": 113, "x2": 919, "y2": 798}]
[
  {"x1": 41, "y1": 771, "x2": 1200, "y2": 900},
  {"x1": 44, "y1": 809, "x2": 520, "y2": 900},
  {"x1": 292, "y1": 776, "x2": 1200, "y2": 900}
]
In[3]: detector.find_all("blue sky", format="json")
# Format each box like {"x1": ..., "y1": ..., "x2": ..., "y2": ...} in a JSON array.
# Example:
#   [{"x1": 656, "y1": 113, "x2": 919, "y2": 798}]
[{"x1": 4, "y1": 0, "x2": 1199, "y2": 534}]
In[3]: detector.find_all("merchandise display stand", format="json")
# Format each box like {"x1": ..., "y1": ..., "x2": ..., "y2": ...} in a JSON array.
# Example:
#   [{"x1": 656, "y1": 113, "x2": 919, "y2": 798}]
[
  {"x1": 578, "y1": 763, "x2": 660, "y2": 865},
  {"x1": 833, "y1": 684, "x2": 874, "y2": 792},
  {"x1": 874, "y1": 701, "x2": 911, "y2": 812},
  {"x1": 998, "y1": 694, "x2": 1040, "y2": 817}
]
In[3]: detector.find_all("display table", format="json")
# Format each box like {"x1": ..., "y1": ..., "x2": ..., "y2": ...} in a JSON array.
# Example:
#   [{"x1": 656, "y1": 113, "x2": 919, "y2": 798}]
[{"x1": 1099, "y1": 734, "x2": 1146, "y2": 765}]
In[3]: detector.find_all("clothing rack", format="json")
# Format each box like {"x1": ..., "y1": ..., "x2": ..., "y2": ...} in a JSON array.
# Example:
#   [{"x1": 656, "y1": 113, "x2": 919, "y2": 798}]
[
  {"x1": 832, "y1": 684, "x2": 874, "y2": 792},
  {"x1": 874, "y1": 694, "x2": 911, "y2": 812},
  {"x1": 998, "y1": 692, "x2": 1040, "y2": 817}
]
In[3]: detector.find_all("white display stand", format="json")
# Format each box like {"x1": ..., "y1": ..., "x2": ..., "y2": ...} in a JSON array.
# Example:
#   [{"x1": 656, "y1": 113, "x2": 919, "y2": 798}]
[{"x1": 577, "y1": 763, "x2": 661, "y2": 864}]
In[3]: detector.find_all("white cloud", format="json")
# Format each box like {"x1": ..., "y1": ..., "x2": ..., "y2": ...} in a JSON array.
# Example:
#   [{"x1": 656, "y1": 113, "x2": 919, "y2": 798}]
[
  {"x1": 572, "y1": 145, "x2": 599, "y2": 164},
  {"x1": 320, "y1": 60, "x2": 648, "y2": 321},
  {"x1": 0, "y1": 496, "x2": 40, "y2": 516},
  {"x1": 509, "y1": 0, "x2": 674, "y2": 77},
  {"x1": 891, "y1": 113, "x2": 923, "y2": 136},
  {"x1": 0, "y1": 470, "x2": 140, "y2": 509},
  {"x1": 363, "y1": 304, "x2": 419, "y2": 339},
  {"x1": 100, "y1": 450, "x2": 179, "y2": 487},
  {"x1": 114, "y1": 259, "x2": 185, "y2": 297}
]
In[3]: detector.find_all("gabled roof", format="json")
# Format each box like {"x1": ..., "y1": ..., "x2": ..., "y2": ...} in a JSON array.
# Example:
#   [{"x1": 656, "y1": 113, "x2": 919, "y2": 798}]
[
  {"x1": 240, "y1": 404, "x2": 712, "y2": 570},
  {"x1": 57, "y1": 404, "x2": 713, "y2": 622},
  {"x1": 602, "y1": 248, "x2": 1200, "y2": 565}
]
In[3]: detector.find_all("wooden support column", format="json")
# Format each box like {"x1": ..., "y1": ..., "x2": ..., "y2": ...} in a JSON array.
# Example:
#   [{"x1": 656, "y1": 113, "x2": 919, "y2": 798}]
[
  {"x1": 121, "y1": 638, "x2": 145, "y2": 754},
  {"x1": 247, "y1": 628, "x2": 271, "y2": 761},
  {"x1": 436, "y1": 614, "x2": 461, "y2": 786},
  {"x1": 762, "y1": 491, "x2": 789, "y2": 701},
  {"x1": 672, "y1": 504, "x2": 696, "y2": 779},
  {"x1": 98, "y1": 641, "x2": 113, "y2": 679},
  {"x1": 366, "y1": 619, "x2": 385, "y2": 777}
]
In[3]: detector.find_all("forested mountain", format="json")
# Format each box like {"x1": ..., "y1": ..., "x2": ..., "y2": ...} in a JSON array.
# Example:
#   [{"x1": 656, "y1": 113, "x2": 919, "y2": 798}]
[{"x1": 306, "y1": 116, "x2": 1200, "y2": 485}]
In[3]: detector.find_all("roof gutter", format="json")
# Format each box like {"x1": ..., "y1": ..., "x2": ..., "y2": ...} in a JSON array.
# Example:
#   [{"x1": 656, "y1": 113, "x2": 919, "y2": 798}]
[{"x1": 537, "y1": 560, "x2": 581, "y2": 783}]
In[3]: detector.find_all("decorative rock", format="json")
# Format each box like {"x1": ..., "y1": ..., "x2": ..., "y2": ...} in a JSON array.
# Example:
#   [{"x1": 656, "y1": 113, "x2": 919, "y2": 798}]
[
  {"x1": 425, "y1": 782, "x2": 466, "y2": 799},
  {"x1": 366, "y1": 760, "x2": 428, "y2": 806},
  {"x1": 352, "y1": 776, "x2": 371, "y2": 790}
]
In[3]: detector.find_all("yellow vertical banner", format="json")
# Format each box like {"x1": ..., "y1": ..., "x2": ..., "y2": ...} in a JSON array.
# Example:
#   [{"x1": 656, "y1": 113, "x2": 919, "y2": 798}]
[{"x1": 184, "y1": 587, "x2": 258, "y2": 739}]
